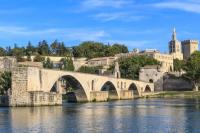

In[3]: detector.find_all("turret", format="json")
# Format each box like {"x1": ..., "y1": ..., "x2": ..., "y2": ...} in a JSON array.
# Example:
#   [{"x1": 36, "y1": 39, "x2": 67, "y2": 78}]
[{"x1": 113, "y1": 61, "x2": 121, "y2": 78}]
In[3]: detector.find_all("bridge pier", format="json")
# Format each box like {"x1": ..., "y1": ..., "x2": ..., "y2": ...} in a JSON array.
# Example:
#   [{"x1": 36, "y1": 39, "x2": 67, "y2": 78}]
[
  {"x1": 120, "y1": 90, "x2": 134, "y2": 100},
  {"x1": 90, "y1": 91, "x2": 109, "y2": 102}
]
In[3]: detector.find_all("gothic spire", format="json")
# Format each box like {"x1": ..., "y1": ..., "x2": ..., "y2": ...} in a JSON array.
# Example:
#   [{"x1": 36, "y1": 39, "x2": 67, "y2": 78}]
[{"x1": 172, "y1": 27, "x2": 176, "y2": 41}]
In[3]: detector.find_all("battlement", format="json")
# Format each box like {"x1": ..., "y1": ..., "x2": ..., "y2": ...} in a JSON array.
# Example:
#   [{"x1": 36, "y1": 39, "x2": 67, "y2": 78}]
[{"x1": 181, "y1": 40, "x2": 199, "y2": 44}]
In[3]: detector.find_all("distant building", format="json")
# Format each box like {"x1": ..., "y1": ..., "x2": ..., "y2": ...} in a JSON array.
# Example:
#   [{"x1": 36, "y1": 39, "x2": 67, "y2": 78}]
[
  {"x1": 181, "y1": 40, "x2": 199, "y2": 59},
  {"x1": 140, "y1": 49, "x2": 160, "y2": 53},
  {"x1": 151, "y1": 53, "x2": 173, "y2": 72},
  {"x1": 168, "y1": 28, "x2": 183, "y2": 60},
  {"x1": 73, "y1": 58, "x2": 87, "y2": 71},
  {"x1": 116, "y1": 49, "x2": 173, "y2": 72},
  {"x1": 87, "y1": 56, "x2": 117, "y2": 69}
]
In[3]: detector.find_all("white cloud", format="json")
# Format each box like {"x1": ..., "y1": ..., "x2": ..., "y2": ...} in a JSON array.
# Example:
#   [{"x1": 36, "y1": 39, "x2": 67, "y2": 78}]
[
  {"x1": 0, "y1": 26, "x2": 108, "y2": 42},
  {"x1": 152, "y1": 1, "x2": 200, "y2": 14},
  {"x1": 93, "y1": 12, "x2": 145, "y2": 22},
  {"x1": 81, "y1": 0, "x2": 131, "y2": 10}
]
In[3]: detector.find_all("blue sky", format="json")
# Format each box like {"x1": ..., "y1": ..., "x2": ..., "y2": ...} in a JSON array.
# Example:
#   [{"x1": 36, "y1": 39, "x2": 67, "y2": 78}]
[{"x1": 0, "y1": 0, "x2": 200, "y2": 52}]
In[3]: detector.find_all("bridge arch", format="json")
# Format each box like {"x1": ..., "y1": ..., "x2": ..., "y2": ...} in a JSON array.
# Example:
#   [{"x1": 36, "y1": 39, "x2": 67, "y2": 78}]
[
  {"x1": 128, "y1": 83, "x2": 139, "y2": 97},
  {"x1": 51, "y1": 75, "x2": 88, "y2": 102},
  {"x1": 144, "y1": 85, "x2": 151, "y2": 93},
  {"x1": 101, "y1": 81, "x2": 119, "y2": 100}
]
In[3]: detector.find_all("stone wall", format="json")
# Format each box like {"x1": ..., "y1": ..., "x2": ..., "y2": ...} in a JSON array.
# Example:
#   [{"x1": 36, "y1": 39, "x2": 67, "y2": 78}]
[
  {"x1": 163, "y1": 76, "x2": 193, "y2": 91},
  {"x1": 10, "y1": 67, "x2": 62, "y2": 106},
  {"x1": 90, "y1": 91, "x2": 109, "y2": 102},
  {"x1": 120, "y1": 90, "x2": 134, "y2": 100},
  {"x1": 139, "y1": 66, "x2": 164, "y2": 92},
  {"x1": 10, "y1": 67, "x2": 30, "y2": 106},
  {"x1": 0, "y1": 57, "x2": 16, "y2": 72},
  {"x1": 29, "y1": 92, "x2": 62, "y2": 106}
]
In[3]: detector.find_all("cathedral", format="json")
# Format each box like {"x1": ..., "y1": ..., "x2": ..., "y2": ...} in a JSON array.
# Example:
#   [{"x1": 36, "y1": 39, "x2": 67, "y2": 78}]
[
  {"x1": 169, "y1": 28, "x2": 183, "y2": 60},
  {"x1": 169, "y1": 28, "x2": 199, "y2": 60}
]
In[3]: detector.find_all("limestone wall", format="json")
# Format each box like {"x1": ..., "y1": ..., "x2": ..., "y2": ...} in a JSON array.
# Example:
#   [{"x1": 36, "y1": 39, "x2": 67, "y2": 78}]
[
  {"x1": 29, "y1": 92, "x2": 62, "y2": 106},
  {"x1": 10, "y1": 67, "x2": 30, "y2": 106},
  {"x1": 163, "y1": 76, "x2": 193, "y2": 91},
  {"x1": 120, "y1": 90, "x2": 134, "y2": 100},
  {"x1": 10, "y1": 67, "x2": 62, "y2": 106},
  {"x1": 90, "y1": 91, "x2": 109, "y2": 102}
]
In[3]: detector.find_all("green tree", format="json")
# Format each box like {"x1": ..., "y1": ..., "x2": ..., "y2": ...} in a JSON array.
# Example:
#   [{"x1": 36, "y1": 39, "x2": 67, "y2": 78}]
[
  {"x1": 77, "y1": 66, "x2": 102, "y2": 74},
  {"x1": 106, "y1": 44, "x2": 128, "y2": 56},
  {"x1": 6, "y1": 46, "x2": 12, "y2": 56},
  {"x1": 26, "y1": 41, "x2": 36, "y2": 56},
  {"x1": 0, "y1": 71, "x2": 11, "y2": 95},
  {"x1": 60, "y1": 43, "x2": 71, "y2": 56},
  {"x1": 72, "y1": 41, "x2": 128, "y2": 58},
  {"x1": 173, "y1": 59, "x2": 185, "y2": 72},
  {"x1": 50, "y1": 40, "x2": 59, "y2": 56},
  {"x1": 38, "y1": 40, "x2": 50, "y2": 55},
  {"x1": 43, "y1": 57, "x2": 53, "y2": 69},
  {"x1": 118, "y1": 55, "x2": 160, "y2": 80},
  {"x1": 60, "y1": 58, "x2": 74, "y2": 71},
  {"x1": 11, "y1": 45, "x2": 26, "y2": 62},
  {"x1": 0, "y1": 47, "x2": 6, "y2": 56},
  {"x1": 183, "y1": 51, "x2": 200, "y2": 91}
]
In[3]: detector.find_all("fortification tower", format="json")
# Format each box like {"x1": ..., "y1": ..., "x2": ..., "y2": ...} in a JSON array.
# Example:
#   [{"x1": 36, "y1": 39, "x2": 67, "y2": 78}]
[
  {"x1": 169, "y1": 28, "x2": 183, "y2": 60},
  {"x1": 181, "y1": 40, "x2": 199, "y2": 59}
]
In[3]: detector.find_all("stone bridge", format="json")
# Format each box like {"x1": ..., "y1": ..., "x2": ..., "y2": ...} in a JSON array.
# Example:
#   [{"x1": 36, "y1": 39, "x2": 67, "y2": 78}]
[{"x1": 10, "y1": 67, "x2": 154, "y2": 106}]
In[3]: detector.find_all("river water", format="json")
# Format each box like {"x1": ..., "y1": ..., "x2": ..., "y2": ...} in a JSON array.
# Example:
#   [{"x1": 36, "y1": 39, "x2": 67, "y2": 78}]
[{"x1": 0, "y1": 98, "x2": 200, "y2": 133}]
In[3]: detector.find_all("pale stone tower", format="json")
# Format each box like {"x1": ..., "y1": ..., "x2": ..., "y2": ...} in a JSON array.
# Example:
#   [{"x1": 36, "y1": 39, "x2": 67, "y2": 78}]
[
  {"x1": 113, "y1": 61, "x2": 121, "y2": 78},
  {"x1": 169, "y1": 28, "x2": 183, "y2": 60},
  {"x1": 181, "y1": 40, "x2": 199, "y2": 59}
]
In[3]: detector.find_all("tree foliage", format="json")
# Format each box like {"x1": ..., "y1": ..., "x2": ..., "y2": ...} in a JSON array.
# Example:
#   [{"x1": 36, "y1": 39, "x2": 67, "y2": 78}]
[
  {"x1": 0, "y1": 71, "x2": 11, "y2": 95},
  {"x1": 173, "y1": 59, "x2": 185, "y2": 72},
  {"x1": 60, "y1": 58, "x2": 74, "y2": 71},
  {"x1": 77, "y1": 66, "x2": 102, "y2": 74},
  {"x1": 72, "y1": 41, "x2": 128, "y2": 59},
  {"x1": 11, "y1": 45, "x2": 26, "y2": 62},
  {"x1": 0, "y1": 40, "x2": 128, "y2": 60},
  {"x1": 183, "y1": 51, "x2": 200, "y2": 90},
  {"x1": 43, "y1": 57, "x2": 53, "y2": 69},
  {"x1": 0, "y1": 47, "x2": 6, "y2": 56},
  {"x1": 118, "y1": 55, "x2": 160, "y2": 80}
]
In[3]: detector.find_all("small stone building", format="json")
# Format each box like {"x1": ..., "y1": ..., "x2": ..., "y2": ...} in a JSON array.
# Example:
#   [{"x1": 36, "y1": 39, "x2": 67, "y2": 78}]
[
  {"x1": 139, "y1": 65, "x2": 165, "y2": 91},
  {"x1": 87, "y1": 56, "x2": 117, "y2": 69}
]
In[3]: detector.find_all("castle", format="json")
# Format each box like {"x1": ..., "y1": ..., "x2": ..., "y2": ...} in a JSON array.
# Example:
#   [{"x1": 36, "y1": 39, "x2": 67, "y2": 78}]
[{"x1": 116, "y1": 28, "x2": 199, "y2": 72}]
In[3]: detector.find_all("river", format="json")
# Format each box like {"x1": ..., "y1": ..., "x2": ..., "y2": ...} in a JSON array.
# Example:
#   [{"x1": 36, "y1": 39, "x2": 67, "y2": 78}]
[{"x1": 0, "y1": 98, "x2": 200, "y2": 133}]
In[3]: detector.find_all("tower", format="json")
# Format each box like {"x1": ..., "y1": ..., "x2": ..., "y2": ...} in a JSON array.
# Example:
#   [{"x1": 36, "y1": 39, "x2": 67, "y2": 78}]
[
  {"x1": 169, "y1": 28, "x2": 183, "y2": 60},
  {"x1": 113, "y1": 61, "x2": 121, "y2": 78},
  {"x1": 181, "y1": 40, "x2": 199, "y2": 59}
]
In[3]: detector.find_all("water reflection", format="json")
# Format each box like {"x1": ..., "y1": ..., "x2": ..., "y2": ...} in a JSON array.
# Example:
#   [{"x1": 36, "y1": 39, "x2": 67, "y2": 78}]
[{"x1": 0, "y1": 99, "x2": 200, "y2": 133}]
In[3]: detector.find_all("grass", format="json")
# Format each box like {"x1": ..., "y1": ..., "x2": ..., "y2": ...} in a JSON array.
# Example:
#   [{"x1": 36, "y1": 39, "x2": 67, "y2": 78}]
[{"x1": 145, "y1": 91, "x2": 200, "y2": 99}]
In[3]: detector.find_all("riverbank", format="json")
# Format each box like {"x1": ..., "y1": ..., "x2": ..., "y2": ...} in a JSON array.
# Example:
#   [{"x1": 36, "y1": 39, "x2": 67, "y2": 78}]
[{"x1": 144, "y1": 91, "x2": 200, "y2": 98}]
